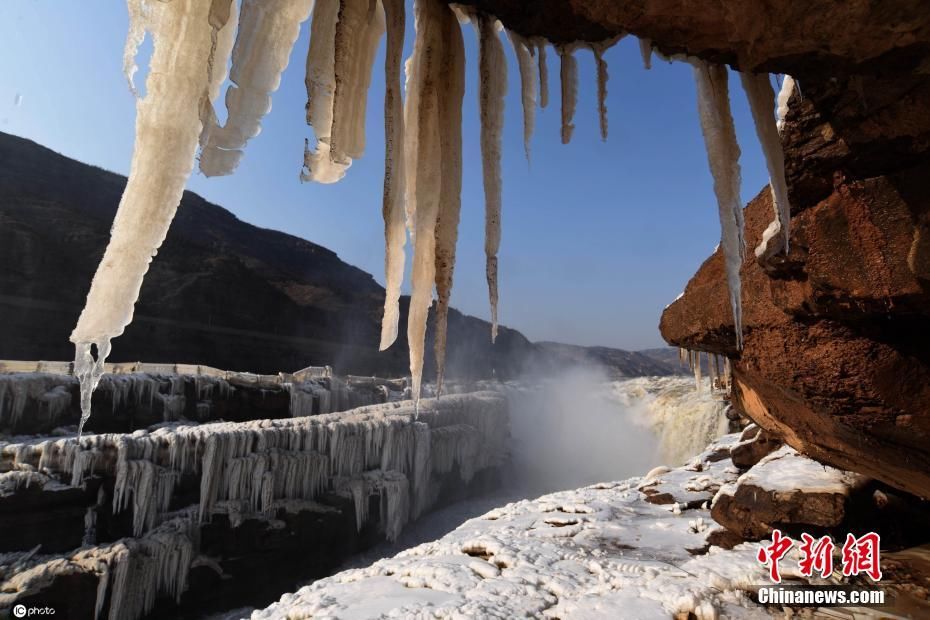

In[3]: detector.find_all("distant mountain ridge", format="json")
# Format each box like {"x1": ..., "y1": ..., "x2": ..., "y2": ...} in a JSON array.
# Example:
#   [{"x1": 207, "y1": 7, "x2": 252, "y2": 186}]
[{"x1": 0, "y1": 131, "x2": 681, "y2": 380}]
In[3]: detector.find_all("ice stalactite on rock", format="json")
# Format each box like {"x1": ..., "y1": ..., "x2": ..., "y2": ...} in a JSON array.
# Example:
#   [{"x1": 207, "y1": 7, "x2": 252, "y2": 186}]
[
  {"x1": 692, "y1": 59, "x2": 746, "y2": 349},
  {"x1": 71, "y1": 0, "x2": 225, "y2": 435},
  {"x1": 557, "y1": 44, "x2": 578, "y2": 144},
  {"x1": 591, "y1": 40, "x2": 615, "y2": 141},
  {"x1": 741, "y1": 72, "x2": 791, "y2": 258},
  {"x1": 508, "y1": 30, "x2": 536, "y2": 160},
  {"x1": 638, "y1": 37, "x2": 653, "y2": 70},
  {"x1": 199, "y1": 0, "x2": 312, "y2": 177},
  {"x1": 404, "y1": 0, "x2": 451, "y2": 403},
  {"x1": 474, "y1": 13, "x2": 507, "y2": 344},
  {"x1": 378, "y1": 0, "x2": 407, "y2": 351},
  {"x1": 534, "y1": 39, "x2": 550, "y2": 109},
  {"x1": 302, "y1": 0, "x2": 385, "y2": 183},
  {"x1": 433, "y1": 10, "x2": 466, "y2": 396},
  {"x1": 776, "y1": 75, "x2": 796, "y2": 134}
]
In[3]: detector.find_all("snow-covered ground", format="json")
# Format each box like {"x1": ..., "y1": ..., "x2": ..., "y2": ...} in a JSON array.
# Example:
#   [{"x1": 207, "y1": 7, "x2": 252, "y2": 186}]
[{"x1": 252, "y1": 434, "x2": 782, "y2": 619}]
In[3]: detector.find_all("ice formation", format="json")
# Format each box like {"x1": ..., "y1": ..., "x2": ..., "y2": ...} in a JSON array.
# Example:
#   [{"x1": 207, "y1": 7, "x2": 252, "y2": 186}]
[
  {"x1": 474, "y1": 13, "x2": 507, "y2": 344},
  {"x1": 302, "y1": 0, "x2": 385, "y2": 183},
  {"x1": 403, "y1": 0, "x2": 463, "y2": 402},
  {"x1": 508, "y1": 31, "x2": 536, "y2": 160},
  {"x1": 378, "y1": 0, "x2": 407, "y2": 351},
  {"x1": 1, "y1": 393, "x2": 508, "y2": 618},
  {"x1": 534, "y1": 39, "x2": 550, "y2": 109},
  {"x1": 73, "y1": 1, "x2": 794, "y2": 419},
  {"x1": 692, "y1": 60, "x2": 746, "y2": 348},
  {"x1": 741, "y1": 72, "x2": 791, "y2": 258},
  {"x1": 638, "y1": 37, "x2": 653, "y2": 70},
  {"x1": 776, "y1": 75, "x2": 796, "y2": 134},
  {"x1": 557, "y1": 44, "x2": 578, "y2": 144},
  {"x1": 432, "y1": 11, "x2": 466, "y2": 395},
  {"x1": 71, "y1": 0, "x2": 225, "y2": 435},
  {"x1": 199, "y1": 0, "x2": 312, "y2": 177},
  {"x1": 591, "y1": 41, "x2": 613, "y2": 141}
]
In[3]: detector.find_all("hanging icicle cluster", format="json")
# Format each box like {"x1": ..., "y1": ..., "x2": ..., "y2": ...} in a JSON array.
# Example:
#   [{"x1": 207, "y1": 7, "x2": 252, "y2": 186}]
[
  {"x1": 402, "y1": 0, "x2": 466, "y2": 402},
  {"x1": 72, "y1": 2, "x2": 796, "y2": 427},
  {"x1": 691, "y1": 59, "x2": 746, "y2": 349}
]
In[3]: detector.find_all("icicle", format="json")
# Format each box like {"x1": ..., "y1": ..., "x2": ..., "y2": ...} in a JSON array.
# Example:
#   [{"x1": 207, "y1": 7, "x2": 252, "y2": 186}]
[
  {"x1": 691, "y1": 59, "x2": 745, "y2": 349},
  {"x1": 302, "y1": 0, "x2": 343, "y2": 183},
  {"x1": 200, "y1": 0, "x2": 311, "y2": 177},
  {"x1": 71, "y1": 0, "x2": 221, "y2": 434},
  {"x1": 557, "y1": 44, "x2": 577, "y2": 144},
  {"x1": 592, "y1": 43, "x2": 609, "y2": 141},
  {"x1": 776, "y1": 75, "x2": 795, "y2": 134},
  {"x1": 694, "y1": 351, "x2": 703, "y2": 391},
  {"x1": 474, "y1": 13, "x2": 507, "y2": 343},
  {"x1": 508, "y1": 30, "x2": 536, "y2": 160},
  {"x1": 741, "y1": 72, "x2": 791, "y2": 258},
  {"x1": 535, "y1": 39, "x2": 549, "y2": 109},
  {"x1": 303, "y1": 0, "x2": 385, "y2": 183},
  {"x1": 638, "y1": 37, "x2": 652, "y2": 70},
  {"x1": 329, "y1": 0, "x2": 386, "y2": 164},
  {"x1": 405, "y1": 0, "x2": 448, "y2": 403},
  {"x1": 433, "y1": 10, "x2": 466, "y2": 395},
  {"x1": 378, "y1": 0, "x2": 407, "y2": 351}
]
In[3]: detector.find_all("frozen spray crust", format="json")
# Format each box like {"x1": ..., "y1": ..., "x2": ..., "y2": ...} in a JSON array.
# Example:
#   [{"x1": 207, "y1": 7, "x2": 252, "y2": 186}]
[{"x1": 71, "y1": 0, "x2": 793, "y2": 426}]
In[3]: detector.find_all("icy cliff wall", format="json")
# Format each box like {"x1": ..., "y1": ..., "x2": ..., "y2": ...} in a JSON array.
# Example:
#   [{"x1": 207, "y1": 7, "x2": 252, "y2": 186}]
[{"x1": 0, "y1": 392, "x2": 509, "y2": 619}]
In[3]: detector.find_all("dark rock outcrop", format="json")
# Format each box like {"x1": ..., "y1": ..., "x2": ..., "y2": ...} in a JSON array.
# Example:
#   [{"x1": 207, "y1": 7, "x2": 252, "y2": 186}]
[
  {"x1": 729, "y1": 424, "x2": 781, "y2": 470},
  {"x1": 711, "y1": 446, "x2": 869, "y2": 541}
]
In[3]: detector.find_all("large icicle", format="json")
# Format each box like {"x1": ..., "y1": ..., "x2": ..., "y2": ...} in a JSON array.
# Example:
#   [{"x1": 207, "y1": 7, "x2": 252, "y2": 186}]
[
  {"x1": 740, "y1": 72, "x2": 791, "y2": 258},
  {"x1": 432, "y1": 6, "x2": 466, "y2": 395},
  {"x1": 508, "y1": 30, "x2": 536, "y2": 160},
  {"x1": 691, "y1": 60, "x2": 746, "y2": 349},
  {"x1": 474, "y1": 14, "x2": 507, "y2": 343},
  {"x1": 557, "y1": 44, "x2": 577, "y2": 144},
  {"x1": 71, "y1": 0, "x2": 226, "y2": 434},
  {"x1": 303, "y1": 0, "x2": 385, "y2": 183},
  {"x1": 404, "y1": 0, "x2": 447, "y2": 403},
  {"x1": 378, "y1": 0, "x2": 407, "y2": 351},
  {"x1": 776, "y1": 75, "x2": 795, "y2": 134},
  {"x1": 200, "y1": 0, "x2": 313, "y2": 177}
]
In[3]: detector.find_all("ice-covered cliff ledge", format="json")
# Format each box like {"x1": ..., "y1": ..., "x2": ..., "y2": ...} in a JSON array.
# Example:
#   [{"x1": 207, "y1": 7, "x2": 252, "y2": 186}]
[
  {"x1": 253, "y1": 435, "x2": 758, "y2": 618},
  {"x1": 253, "y1": 431, "x2": 926, "y2": 619}
]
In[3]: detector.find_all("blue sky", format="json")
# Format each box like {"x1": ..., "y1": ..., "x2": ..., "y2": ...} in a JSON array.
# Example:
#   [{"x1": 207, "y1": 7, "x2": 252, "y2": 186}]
[{"x1": 0, "y1": 2, "x2": 771, "y2": 350}]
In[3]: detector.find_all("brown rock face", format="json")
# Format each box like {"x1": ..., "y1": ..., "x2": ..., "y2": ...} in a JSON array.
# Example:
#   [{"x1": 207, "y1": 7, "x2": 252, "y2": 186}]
[
  {"x1": 661, "y1": 151, "x2": 930, "y2": 497},
  {"x1": 448, "y1": 0, "x2": 930, "y2": 498},
  {"x1": 711, "y1": 447, "x2": 868, "y2": 541}
]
